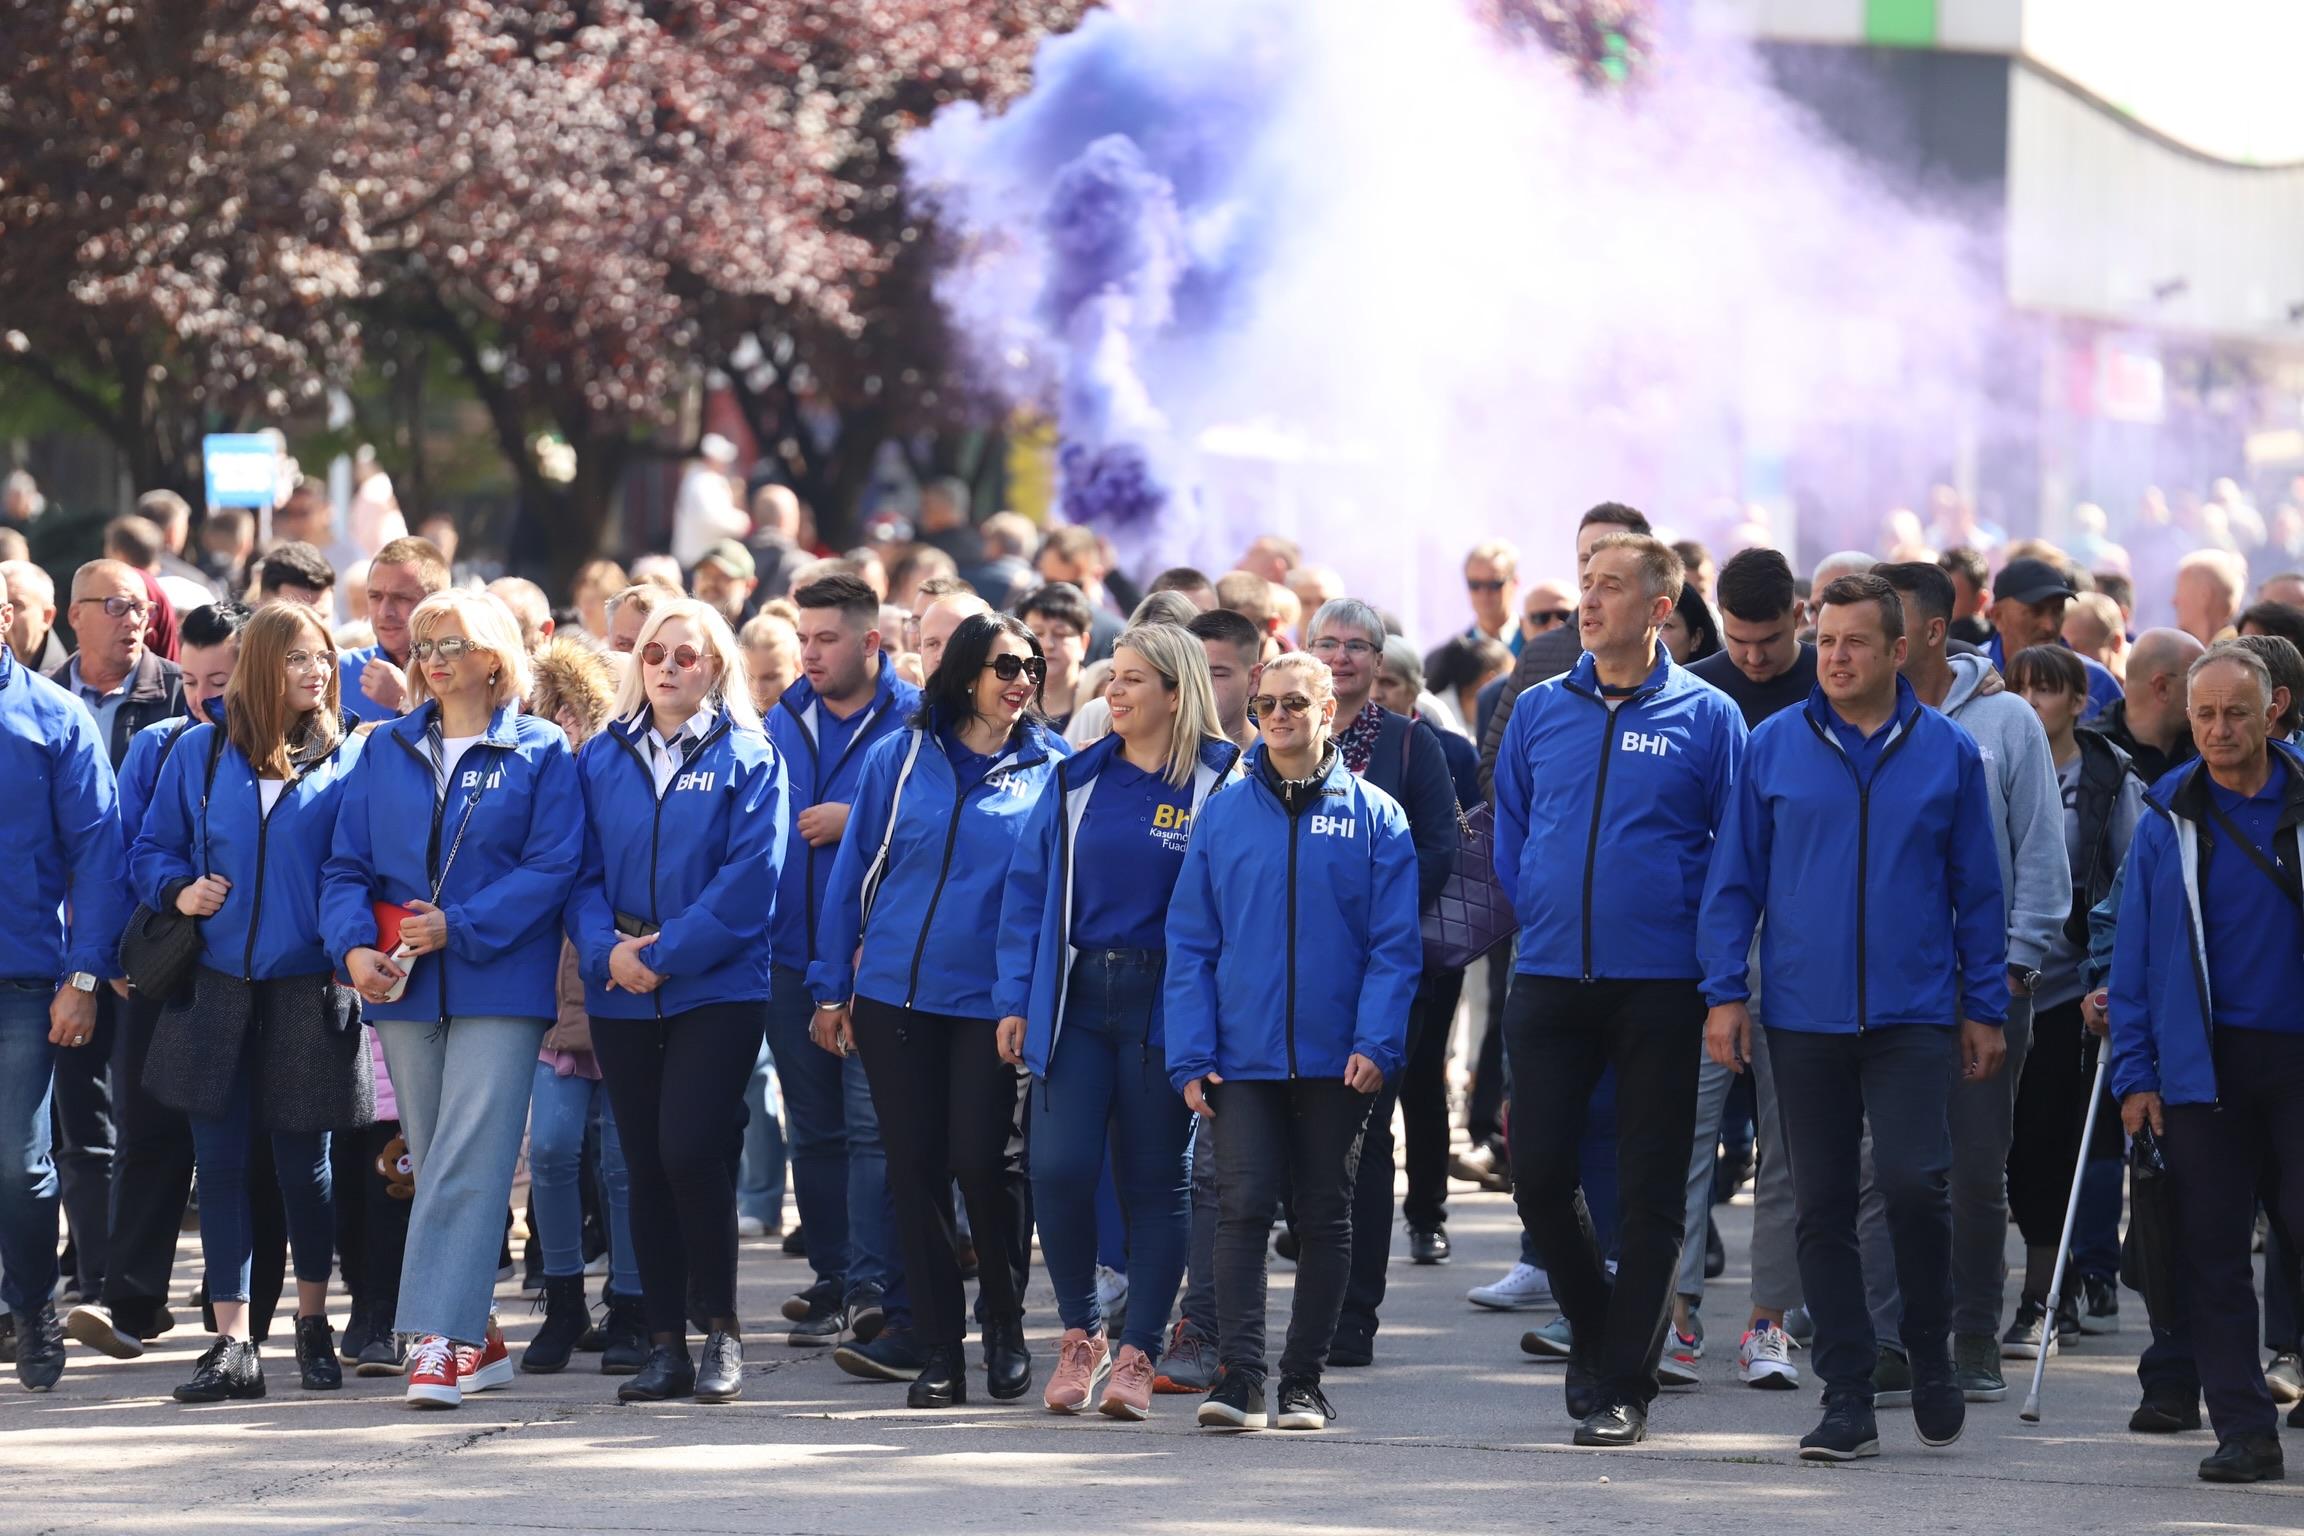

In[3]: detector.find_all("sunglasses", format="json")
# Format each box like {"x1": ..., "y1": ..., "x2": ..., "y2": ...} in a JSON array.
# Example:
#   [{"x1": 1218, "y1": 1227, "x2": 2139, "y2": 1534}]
[
  {"x1": 641, "y1": 642, "x2": 707, "y2": 671},
  {"x1": 1250, "y1": 693, "x2": 1316, "y2": 719},
  {"x1": 1466, "y1": 579, "x2": 1508, "y2": 594},
  {"x1": 986, "y1": 654, "x2": 1048, "y2": 685},
  {"x1": 1526, "y1": 609, "x2": 1573, "y2": 627},
  {"x1": 410, "y1": 637, "x2": 475, "y2": 662}
]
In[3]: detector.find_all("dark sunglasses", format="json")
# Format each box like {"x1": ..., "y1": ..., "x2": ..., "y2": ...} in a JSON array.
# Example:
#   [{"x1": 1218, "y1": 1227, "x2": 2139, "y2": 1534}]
[
  {"x1": 1250, "y1": 693, "x2": 1316, "y2": 719},
  {"x1": 986, "y1": 654, "x2": 1048, "y2": 685},
  {"x1": 641, "y1": 642, "x2": 706, "y2": 671},
  {"x1": 1466, "y1": 578, "x2": 1508, "y2": 594},
  {"x1": 1526, "y1": 608, "x2": 1573, "y2": 627}
]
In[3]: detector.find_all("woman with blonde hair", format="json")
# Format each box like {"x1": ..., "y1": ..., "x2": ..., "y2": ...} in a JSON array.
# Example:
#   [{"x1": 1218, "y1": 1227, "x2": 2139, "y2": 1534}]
[
  {"x1": 569, "y1": 598, "x2": 788, "y2": 1404},
  {"x1": 322, "y1": 588, "x2": 583, "y2": 1409},
  {"x1": 133, "y1": 602, "x2": 372, "y2": 1402},
  {"x1": 994, "y1": 623, "x2": 1239, "y2": 1420}
]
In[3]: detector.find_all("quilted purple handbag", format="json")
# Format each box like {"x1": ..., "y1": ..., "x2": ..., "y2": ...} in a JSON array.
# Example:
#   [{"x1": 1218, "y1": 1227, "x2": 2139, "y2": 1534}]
[{"x1": 1422, "y1": 800, "x2": 1512, "y2": 972}]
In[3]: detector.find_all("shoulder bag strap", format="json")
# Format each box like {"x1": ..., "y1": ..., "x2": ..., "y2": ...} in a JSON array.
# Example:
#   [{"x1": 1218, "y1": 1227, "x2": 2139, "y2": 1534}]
[
  {"x1": 859, "y1": 730, "x2": 925, "y2": 926},
  {"x1": 2201, "y1": 793, "x2": 2304, "y2": 910}
]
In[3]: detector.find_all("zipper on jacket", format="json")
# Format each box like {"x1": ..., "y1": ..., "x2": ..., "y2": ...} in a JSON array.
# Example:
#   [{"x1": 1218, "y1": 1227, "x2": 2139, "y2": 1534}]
[
  {"x1": 241, "y1": 770, "x2": 275, "y2": 982},
  {"x1": 613, "y1": 720, "x2": 731, "y2": 1019},
  {"x1": 1807, "y1": 710, "x2": 1916, "y2": 1031},
  {"x1": 781, "y1": 697, "x2": 825, "y2": 957},
  {"x1": 1285, "y1": 801, "x2": 1302, "y2": 1078},
  {"x1": 1578, "y1": 705, "x2": 1619, "y2": 982},
  {"x1": 404, "y1": 734, "x2": 456, "y2": 1020}
]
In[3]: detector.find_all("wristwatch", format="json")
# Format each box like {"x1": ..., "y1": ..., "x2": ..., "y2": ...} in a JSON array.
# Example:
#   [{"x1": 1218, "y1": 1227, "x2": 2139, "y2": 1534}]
[
  {"x1": 65, "y1": 972, "x2": 98, "y2": 994},
  {"x1": 2012, "y1": 967, "x2": 2042, "y2": 994}
]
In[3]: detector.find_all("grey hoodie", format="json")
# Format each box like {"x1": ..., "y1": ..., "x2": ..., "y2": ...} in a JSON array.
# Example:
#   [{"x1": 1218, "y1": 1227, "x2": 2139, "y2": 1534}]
[{"x1": 1941, "y1": 651, "x2": 2070, "y2": 974}]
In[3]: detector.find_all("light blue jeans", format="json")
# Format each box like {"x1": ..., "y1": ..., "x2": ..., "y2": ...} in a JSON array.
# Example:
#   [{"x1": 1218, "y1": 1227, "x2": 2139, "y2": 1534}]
[
  {"x1": 739, "y1": 1039, "x2": 786, "y2": 1228},
  {"x1": 378, "y1": 1016, "x2": 544, "y2": 1343},
  {"x1": 0, "y1": 982, "x2": 59, "y2": 1314},
  {"x1": 528, "y1": 1062, "x2": 640, "y2": 1297}
]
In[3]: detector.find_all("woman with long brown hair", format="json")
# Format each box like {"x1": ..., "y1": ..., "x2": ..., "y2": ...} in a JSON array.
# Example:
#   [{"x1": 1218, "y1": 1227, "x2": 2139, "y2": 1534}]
[{"x1": 131, "y1": 601, "x2": 373, "y2": 1403}]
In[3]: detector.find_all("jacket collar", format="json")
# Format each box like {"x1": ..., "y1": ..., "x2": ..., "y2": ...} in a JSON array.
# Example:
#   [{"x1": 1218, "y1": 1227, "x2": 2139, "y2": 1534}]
[
  {"x1": 0, "y1": 643, "x2": 14, "y2": 693},
  {"x1": 2159, "y1": 740, "x2": 2304, "y2": 825},
  {"x1": 1562, "y1": 645, "x2": 1672, "y2": 701},
  {"x1": 1064, "y1": 731, "x2": 1241, "y2": 788},
  {"x1": 400, "y1": 696, "x2": 524, "y2": 748},
  {"x1": 1803, "y1": 672, "x2": 1922, "y2": 740},
  {"x1": 779, "y1": 656, "x2": 905, "y2": 731}
]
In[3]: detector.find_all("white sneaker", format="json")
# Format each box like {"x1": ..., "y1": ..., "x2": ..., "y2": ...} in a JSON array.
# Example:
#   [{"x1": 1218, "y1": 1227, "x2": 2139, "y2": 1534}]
[
  {"x1": 1467, "y1": 1262, "x2": 1552, "y2": 1311},
  {"x1": 1738, "y1": 1320, "x2": 1800, "y2": 1390},
  {"x1": 736, "y1": 1214, "x2": 767, "y2": 1239},
  {"x1": 1094, "y1": 1264, "x2": 1130, "y2": 1318},
  {"x1": 2267, "y1": 1352, "x2": 2304, "y2": 1405}
]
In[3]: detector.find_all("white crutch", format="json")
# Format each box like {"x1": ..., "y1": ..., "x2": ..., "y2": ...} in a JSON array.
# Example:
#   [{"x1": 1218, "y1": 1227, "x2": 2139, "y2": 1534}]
[{"x1": 2020, "y1": 1044, "x2": 2113, "y2": 1423}]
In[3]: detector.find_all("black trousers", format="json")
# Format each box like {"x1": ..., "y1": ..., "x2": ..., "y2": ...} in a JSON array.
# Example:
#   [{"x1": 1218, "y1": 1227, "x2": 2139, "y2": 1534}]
[
  {"x1": 52, "y1": 989, "x2": 117, "y2": 1297},
  {"x1": 592, "y1": 1001, "x2": 767, "y2": 1338},
  {"x1": 1214, "y1": 1077, "x2": 1371, "y2": 1381},
  {"x1": 2006, "y1": 999, "x2": 2117, "y2": 1252},
  {"x1": 1400, "y1": 967, "x2": 1463, "y2": 1233},
  {"x1": 1467, "y1": 945, "x2": 1512, "y2": 1148},
  {"x1": 1770, "y1": 1024, "x2": 1956, "y2": 1402},
  {"x1": 2163, "y1": 1027, "x2": 2304, "y2": 1442},
  {"x1": 1505, "y1": 975, "x2": 1702, "y2": 1406},
  {"x1": 1338, "y1": 982, "x2": 1433, "y2": 1335},
  {"x1": 849, "y1": 996, "x2": 1030, "y2": 1349},
  {"x1": 332, "y1": 1120, "x2": 409, "y2": 1318},
  {"x1": 100, "y1": 993, "x2": 194, "y2": 1326}
]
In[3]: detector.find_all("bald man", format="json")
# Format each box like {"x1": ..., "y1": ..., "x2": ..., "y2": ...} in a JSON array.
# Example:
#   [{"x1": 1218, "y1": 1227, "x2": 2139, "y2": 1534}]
[
  {"x1": 2175, "y1": 552, "x2": 2246, "y2": 649},
  {"x1": 2259, "y1": 573, "x2": 2304, "y2": 611},
  {"x1": 2092, "y1": 628, "x2": 2205, "y2": 781},
  {"x1": 910, "y1": 591, "x2": 992, "y2": 682},
  {"x1": 47, "y1": 560, "x2": 184, "y2": 767}
]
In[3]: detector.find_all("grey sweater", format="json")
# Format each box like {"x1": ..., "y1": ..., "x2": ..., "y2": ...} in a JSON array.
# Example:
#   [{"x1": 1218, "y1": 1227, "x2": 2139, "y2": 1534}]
[{"x1": 1941, "y1": 652, "x2": 2070, "y2": 975}]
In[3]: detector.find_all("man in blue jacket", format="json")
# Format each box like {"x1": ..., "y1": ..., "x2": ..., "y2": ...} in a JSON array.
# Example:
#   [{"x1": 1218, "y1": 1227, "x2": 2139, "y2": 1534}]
[
  {"x1": 1492, "y1": 534, "x2": 1746, "y2": 1446},
  {"x1": 2111, "y1": 642, "x2": 2304, "y2": 1484},
  {"x1": 764, "y1": 573, "x2": 919, "y2": 1356},
  {"x1": 1701, "y1": 573, "x2": 2008, "y2": 1464},
  {"x1": 0, "y1": 606, "x2": 129, "y2": 1392}
]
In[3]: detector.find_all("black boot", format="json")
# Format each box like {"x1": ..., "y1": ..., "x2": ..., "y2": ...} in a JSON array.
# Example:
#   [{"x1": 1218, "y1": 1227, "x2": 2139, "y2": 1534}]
[
  {"x1": 983, "y1": 1317, "x2": 1032, "y2": 1401},
  {"x1": 2200, "y1": 1433, "x2": 2284, "y2": 1483},
  {"x1": 522, "y1": 1276, "x2": 588, "y2": 1375},
  {"x1": 13, "y1": 1304, "x2": 64, "y2": 1392},
  {"x1": 175, "y1": 1338, "x2": 265, "y2": 1403},
  {"x1": 617, "y1": 1343, "x2": 696, "y2": 1403},
  {"x1": 295, "y1": 1315, "x2": 342, "y2": 1390},
  {"x1": 908, "y1": 1343, "x2": 969, "y2": 1409},
  {"x1": 599, "y1": 1292, "x2": 648, "y2": 1375}
]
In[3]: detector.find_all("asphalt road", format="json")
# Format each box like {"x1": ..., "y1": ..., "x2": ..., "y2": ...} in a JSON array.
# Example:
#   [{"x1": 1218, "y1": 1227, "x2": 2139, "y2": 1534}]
[{"x1": 3, "y1": 1175, "x2": 2299, "y2": 1534}]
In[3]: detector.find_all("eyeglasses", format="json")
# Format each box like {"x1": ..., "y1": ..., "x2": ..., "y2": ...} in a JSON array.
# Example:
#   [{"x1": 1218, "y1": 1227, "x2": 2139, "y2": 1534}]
[
  {"x1": 1250, "y1": 693, "x2": 1316, "y2": 719},
  {"x1": 987, "y1": 654, "x2": 1048, "y2": 685},
  {"x1": 1526, "y1": 609, "x2": 1573, "y2": 628},
  {"x1": 1309, "y1": 637, "x2": 1377, "y2": 660},
  {"x1": 1466, "y1": 579, "x2": 1508, "y2": 594},
  {"x1": 641, "y1": 642, "x2": 706, "y2": 671},
  {"x1": 78, "y1": 595, "x2": 151, "y2": 619},
  {"x1": 283, "y1": 648, "x2": 336, "y2": 673},
  {"x1": 410, "y1": 637, "x2": 475, "y2": 662}
]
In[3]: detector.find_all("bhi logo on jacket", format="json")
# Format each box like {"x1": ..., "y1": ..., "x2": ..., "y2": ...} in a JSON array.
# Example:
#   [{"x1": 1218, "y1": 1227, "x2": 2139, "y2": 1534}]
[
  {"x1": 674, "y1": 769, "x2": 717, "y2": 793},
  {"x1": 460, "y1": 767, "x2": 505, "y2": 791},
  {"x1": 1620, "y1": 731, "x2": 1673, "y2": 758},
  {"x1": 1308, "y1": 813, "x2": 1357, "y2": 838}
]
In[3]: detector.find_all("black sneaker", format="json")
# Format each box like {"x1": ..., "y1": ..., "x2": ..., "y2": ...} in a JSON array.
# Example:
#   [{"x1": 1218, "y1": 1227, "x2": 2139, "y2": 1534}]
[
  {"x1": 175, "y1": 1337, "x2": 265, "y2": 1403},
  {"x1": 2078, "y1": 1275, "x2": 2121, "y2": 1335},
  {"x1": 336, "y1": 1297, "x2": 372, "y2": 1366},
  {"x1": 1275, "y1": 1375, "x2": 1337, "y2": 1430},
  {"x1": 2200, "y1": 1433, "x2": 2284, "y2": 1484},
  {"x1": 2131, "y1": 1394, "x2": 2202, "y2": 1433},
  {"x1": 295, "y1": 1315, "x2": 342, "y2": 1390},
  {"x1": 1409, "y1": 1227, "x2": 1452, "y2": 1265},
  {"x1": 788, "y1": 1303, "x2": 849, "y2": 1348},
  {"x1": 2052, "y1": 1296, "x2": 2082, "y2": 1347},
  {"x1": 64, "y1": 1302, "x2": 145, "y2": 1361},
  {"x1": 847, "y1": 1282, "x2": 887, "y2": 1344},
  {"x1": 357, "y1": 1331, "x2": 406, "y2": 1377},
  {"x1": 835, "y1": 1327, "x2": 928, "y2": 1382},
  {"x1": 1328, "y1": 1317, "x2": 1374, "y2": 1368},
  {"x1": 2000, "y1": 1295, "x2": 2057, "y2": 1361},
  {"x1": 1798, "y1": 1398, "x2": 1880, "y2": 1462},
  {"x1": 599, "y1": 1293, "x2": 648, "y2": 1375},
  {"x1": 782, "y1": 1276, "x2": 841, "y2": 1323},
  {"x1": 782, "y1": 1224, "x2": 808, "y2": 1259},
  {"x1": 1912, "y1": 1378, "x2": 1964, "y2": 1447},
  {"x1": 1198, "y1": 1368, "x2": 1268, "y2": 1429},
  {"x1": 1871, "y1": 1344, "x2": 1912, "y2": 1409},
  {"x1": 0, "y1": 1312, "x2": 16, "y2": 1364},
  {"x1": 13, "y1": 1304, "x2": 64, "y2": 1391}
]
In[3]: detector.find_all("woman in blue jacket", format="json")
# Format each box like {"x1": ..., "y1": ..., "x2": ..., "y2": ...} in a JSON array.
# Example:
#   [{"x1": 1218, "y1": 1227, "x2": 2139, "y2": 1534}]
[
  {"x1": 324, "y1": 589, "x2": 581, "y2": 1410},
  {"x1": 811, "y1": 612, "x2": 1068, "y2": 1410},
  {"x1": 993, "y1": 623, "x2": 1239, "y2": 1420},
  {"x1": 568, "y1": 598, "x2": 788, "y2": 1407},
  {"x1": 1164, "y1": 650, "x2": 1423, "y2": 1434},
  {"x1": 131, "y1": 601, "x2": 369, "y2": 1404}
]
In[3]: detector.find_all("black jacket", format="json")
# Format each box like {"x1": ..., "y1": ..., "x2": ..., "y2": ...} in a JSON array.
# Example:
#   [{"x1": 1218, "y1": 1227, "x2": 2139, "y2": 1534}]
[
  {"x1": 1362, "y1": 707, "x2": 1461, "y2": 910},
  {"x1": 45, "y1": 649, "x2": 185, "y2": 768},
  {"x1": 1477, "y1": 623, "x2": 1582, "y2": 802},
  {"x1": 2088, "y1": 698, "x2": 2195, "y2": 785},
  {"x1": 2063, "y1": 726, "x2": 2135, "y2": 948}
]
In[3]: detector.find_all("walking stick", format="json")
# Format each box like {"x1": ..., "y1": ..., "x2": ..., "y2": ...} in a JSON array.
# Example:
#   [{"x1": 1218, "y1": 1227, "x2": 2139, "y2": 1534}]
[{"x1": 2020, "y1": 1045, "x2": 2112, "y2": 1423}]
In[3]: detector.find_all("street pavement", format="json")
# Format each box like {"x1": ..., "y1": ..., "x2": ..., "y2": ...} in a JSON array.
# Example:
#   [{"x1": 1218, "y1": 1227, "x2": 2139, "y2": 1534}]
[{"x1": 3, "y1": 1178, "x2": 2300, "y2": 1534}]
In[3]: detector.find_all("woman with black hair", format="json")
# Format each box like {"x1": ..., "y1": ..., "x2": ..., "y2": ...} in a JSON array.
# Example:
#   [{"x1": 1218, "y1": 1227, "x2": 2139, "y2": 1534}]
[
  {"x1": 811, "y1": 612, "x2": 1071, "y2": 1408},
  {"x1": 1661, "y1": 581, "x2": 1722, "y2": 666}
]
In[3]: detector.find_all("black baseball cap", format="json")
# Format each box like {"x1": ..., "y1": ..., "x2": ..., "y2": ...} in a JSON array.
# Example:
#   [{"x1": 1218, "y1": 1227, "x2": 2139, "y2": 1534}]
[{"x1": 1994, "y1": 557, "x2": 2075, "y2": 607}]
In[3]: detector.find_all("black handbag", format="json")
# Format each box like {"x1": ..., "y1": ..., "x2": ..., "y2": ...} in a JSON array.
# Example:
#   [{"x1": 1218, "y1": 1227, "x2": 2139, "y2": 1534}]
[
  {"x1": 118, "y1": 725, "x2": 227, "y2": 1003},
  {"x1": 1399, "y1": 727, "x2": 1513, "y2": 972}
]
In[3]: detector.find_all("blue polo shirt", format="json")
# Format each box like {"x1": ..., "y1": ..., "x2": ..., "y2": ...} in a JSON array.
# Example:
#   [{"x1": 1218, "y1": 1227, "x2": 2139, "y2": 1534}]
[
  {"x1": 1825, "y1": 700, "x2": 1897, "y2": 789},
  {"x1": 1071, "y1": 758, "x2": 1195, "y2": 951},
  {"x1": 939, "y1": 724, "x2": 1000, "y2": 793},
  {"x1": 2203, "y1": 754, "x2": 2304, "y2": 1034}
]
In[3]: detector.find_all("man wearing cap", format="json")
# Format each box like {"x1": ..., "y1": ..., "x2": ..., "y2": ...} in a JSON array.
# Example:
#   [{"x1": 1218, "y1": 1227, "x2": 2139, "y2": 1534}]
[
  {"x1": 673, "y1": 433, "x2": 749, "y2": 570},
  {"x1": 1987, "y1": 557, "x2": 2123, "y2": 718},
  {"x1": 692, "y1": 539, "x2": 760, "y2": 629}
]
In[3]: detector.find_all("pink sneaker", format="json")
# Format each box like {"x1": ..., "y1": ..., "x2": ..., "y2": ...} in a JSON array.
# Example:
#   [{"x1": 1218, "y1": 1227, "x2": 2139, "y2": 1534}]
[
  {"x1": 1043, "y1": 1328, "x2": 1109, "y2": 1413},
  {"x1": 1099, "y1": 1343, "x2": 1156, "y2": 1421}
]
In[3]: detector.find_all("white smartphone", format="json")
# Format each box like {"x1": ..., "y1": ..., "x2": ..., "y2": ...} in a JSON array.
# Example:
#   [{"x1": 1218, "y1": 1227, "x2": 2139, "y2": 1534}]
[{"x1": 381, "y1": 942, "x2": 415, "y2": 1004}]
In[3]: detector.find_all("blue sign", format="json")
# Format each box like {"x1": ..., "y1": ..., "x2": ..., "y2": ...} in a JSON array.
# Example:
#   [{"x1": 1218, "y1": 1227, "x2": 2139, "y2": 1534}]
[{"x1": 202, "y1": 434, "x2": 279, "y2": 509}]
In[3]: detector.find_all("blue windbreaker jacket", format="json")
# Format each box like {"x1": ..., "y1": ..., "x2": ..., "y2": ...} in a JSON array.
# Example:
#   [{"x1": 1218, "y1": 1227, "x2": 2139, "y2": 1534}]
[
  {"x1": 809, "y1": 717, "x2": 1070, "y2": 1017},
  {"x1": 321, "y1": 701, "x2": 583, "y2": 1023},
  {"x1": 338, "y1": 643, "x2": 402, "y2": 725},
  {"x1": 1163, "y1": 748, "x2": 1423, "y2": 1091},
  {"x1": 568, "y1": 710, "x2": 790, "y2": 1019},
  {"x1": 118, "y1": 716, "x2": 196, "y2": 845},
  {"x1": 1699, "y1": 677, "x2": 2010, "y2": 1031},
  {"x1": 0, "y1": 647, "x2": 128, "y2": 982},
  {"x1": 766, "y1": 664, "x2": 920, "y2": 973},
  {"x1": 132, "y1": 722, "x2": 364, "y2": 980},
  {"x1": 993, "y1": 734, "x2": 1242, "y2": 1076},
  {"x1": 1493, "y1": 649, "x2": 1746, "y2": 981},
  {"x1": 2107, "y1": 748, "x2": 2304, "y2": 1106}
]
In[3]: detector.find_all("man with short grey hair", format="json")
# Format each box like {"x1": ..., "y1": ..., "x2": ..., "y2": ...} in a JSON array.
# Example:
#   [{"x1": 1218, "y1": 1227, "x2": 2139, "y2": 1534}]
[{"x1": 0, "y1": 560, "x2": 63, "y2": 674}]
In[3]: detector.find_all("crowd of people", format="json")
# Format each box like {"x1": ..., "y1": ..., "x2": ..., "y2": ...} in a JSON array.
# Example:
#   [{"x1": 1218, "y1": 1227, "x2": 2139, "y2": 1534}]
[{"x1": 8, "y1": 459, "x2": 2304, "y2": 1484}]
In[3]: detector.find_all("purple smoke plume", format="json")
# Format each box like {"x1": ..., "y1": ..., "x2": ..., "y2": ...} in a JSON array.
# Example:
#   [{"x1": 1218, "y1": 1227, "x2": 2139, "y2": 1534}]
[{"x1": 905, "y1": 0, "x2": 2000, "y2": 633}]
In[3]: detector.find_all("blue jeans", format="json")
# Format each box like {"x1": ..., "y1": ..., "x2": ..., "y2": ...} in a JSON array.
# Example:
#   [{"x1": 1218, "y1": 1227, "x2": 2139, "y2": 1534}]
[
  {"x1": 187, "y1": 1056, "x2": 334, "y2": 1305},
  {"x1": 379, "y1": 1015, "x2": 544, "y2": 1342},
  {"x1": 529, "y1": 1062, "x2": 639, "y2": 1296},
  {"x1": 0, "y1": 982, "x2": 60, "y2": 1314},
  {"x1": 1032, "y1": 948, "x2": 1193, "y2": 1358},
  {"x1": 844, "y1": 1046, "x2": 908, "y2": 1316},
  {"x1": 765, "y1": 964, "x2": 846, "y2": 1286},
  {"x1": 739, "y1": 1038, "x2": 786, "y2": 1227}
]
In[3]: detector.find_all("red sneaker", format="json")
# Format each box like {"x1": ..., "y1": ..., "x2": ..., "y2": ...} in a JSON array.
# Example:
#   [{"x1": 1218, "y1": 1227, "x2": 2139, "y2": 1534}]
[
  {"x1": 456, "y1": 1316, "x2": 514, "y2": 1394},
  {"x1": 405, "y1": 1335, "x2": 461, "y2": 1409}
]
